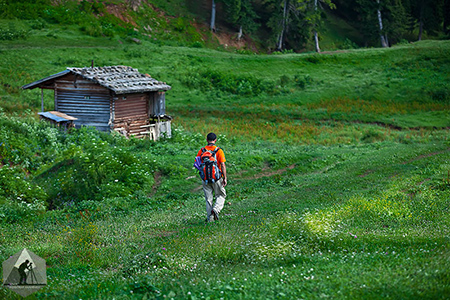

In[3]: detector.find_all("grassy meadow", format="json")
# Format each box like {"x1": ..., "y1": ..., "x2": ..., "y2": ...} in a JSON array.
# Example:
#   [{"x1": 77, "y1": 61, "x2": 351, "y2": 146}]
[{"x1": 0, "y1": 29, "x2": 450, "y2": 299}]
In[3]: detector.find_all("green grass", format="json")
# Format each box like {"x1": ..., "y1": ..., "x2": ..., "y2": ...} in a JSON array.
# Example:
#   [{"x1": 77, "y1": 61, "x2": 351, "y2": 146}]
[{"x1": 0, "y1": 27, "x2": 449, "y2": 299}]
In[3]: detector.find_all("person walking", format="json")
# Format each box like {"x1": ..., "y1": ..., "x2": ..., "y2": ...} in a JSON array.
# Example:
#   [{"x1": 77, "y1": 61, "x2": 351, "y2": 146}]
[{"x1": 195, "y1": 132, "x2": 227, "y2": 222}]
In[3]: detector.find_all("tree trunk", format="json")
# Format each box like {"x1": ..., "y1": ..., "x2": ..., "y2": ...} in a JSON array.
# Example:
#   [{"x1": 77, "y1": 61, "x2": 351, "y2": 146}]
[
  {"x1": 210, "y1": 0, "x2": 216, "y2": 32},
  {"x1": 277, "y1": 0, "x2": 288, "y2": 51},
  {"x1": 444, "y1": 0, "x2": 450, "y2": 34},
  {"x1": 418, "y1": 3, "x2": 424, "y2": 41},
  {"x1": 237, "y1": 25, "x2": 243, "y2": 41},
  {"x1": 314, "y1": 0, "x2": 321, "y2": 53},
  {"x1": 314, "y1": 30, "x2": 320, "y2": 52},
  {"x1": 418, "y1": 19, "x2": 423, "y2": 41},
  {"x1": 377, "y1": 0, "x2": 388, "y2": 47}
]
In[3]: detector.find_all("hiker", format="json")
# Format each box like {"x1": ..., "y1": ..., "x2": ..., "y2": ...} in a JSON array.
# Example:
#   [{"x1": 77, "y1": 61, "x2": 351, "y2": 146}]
[{"x1": 194, "y1": 132, "x2": 227, "y2": 222}]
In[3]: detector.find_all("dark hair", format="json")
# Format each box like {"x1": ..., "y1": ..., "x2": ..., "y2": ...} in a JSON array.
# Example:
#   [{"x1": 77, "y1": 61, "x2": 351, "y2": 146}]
[{"x1": 207, "y1": 132, "x2": 217, "y2": 142}]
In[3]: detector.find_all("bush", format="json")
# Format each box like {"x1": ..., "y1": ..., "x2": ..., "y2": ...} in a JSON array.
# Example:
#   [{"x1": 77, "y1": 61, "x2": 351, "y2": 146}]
[
  {"x1": 178, "y1": 69, "x2": 279, "y2": 96},
  {"x1": 28, "y1": 18, "x2": 46, "y2": 30},
  {"x1": 0, "y1": 167, "x2": 47, "y2": 223},
  {"x1": 294, "y1": 74, "x2": 314, "y2": 89},
  {"x1": 342, "y1": 38, "x2": 359, "y2": 49},
  {"x1": 29, "y1": 127, "x2": 159, "y2": 207},
  {"x1": 361, "y1": 128, "x2": 385, "y2": 143},
  {"x1": 429, "y1": 87, "x2": 450, "y2": 103},
  {"x1": 0, "y1": 24, "x2": 29, "y2": 40},
  {"x1": 0, "y1": 167, "x2": 47, "y2": 204},
  {"x1": 0, "y1": 199, "x2": 46, "y2": 223},
  {"x1": 40, "y1": 142, "x2": 156, "y2": 205},
  {"x1": 0, "y1": 115, "x2": 61, "y2": 171},
  {"x1": 279, "y1": 75, "x2": 290, "y2": 86},
  {"x1": 190, "y1": 41, "x2": 204, "y2": 48}
]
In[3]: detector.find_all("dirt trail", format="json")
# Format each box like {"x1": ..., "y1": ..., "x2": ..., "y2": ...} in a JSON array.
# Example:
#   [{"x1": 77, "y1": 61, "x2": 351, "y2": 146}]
[
  {"x1": 402, "y1": 148, "x2": 450, "y2": 164},
  {"x1": 359, "y1": 148, "x2": 450, "y2": 178},
  {"x1": 150, "y1": 171, "x2": 162, "y2": 196}
]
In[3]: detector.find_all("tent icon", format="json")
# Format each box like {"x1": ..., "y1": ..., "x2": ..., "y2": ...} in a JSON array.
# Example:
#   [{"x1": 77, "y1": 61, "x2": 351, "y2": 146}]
[{"x1": 2, "y1": 248, "x2": 47, "y2": 297}]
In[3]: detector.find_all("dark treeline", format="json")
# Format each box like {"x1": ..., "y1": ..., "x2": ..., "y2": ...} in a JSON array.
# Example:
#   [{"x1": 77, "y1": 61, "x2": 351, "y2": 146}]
[
  {"x1": 1, "y1": 0, "x2": 449, "y2": 52},
  {"x1": 212, "y1": 0, "x2": 450, "y2": 51}
]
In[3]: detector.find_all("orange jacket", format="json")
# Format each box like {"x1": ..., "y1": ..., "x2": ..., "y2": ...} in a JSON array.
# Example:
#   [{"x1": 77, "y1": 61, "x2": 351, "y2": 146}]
[{"x1": 197, "y1": 145, "x2": 226, "y2": 173}]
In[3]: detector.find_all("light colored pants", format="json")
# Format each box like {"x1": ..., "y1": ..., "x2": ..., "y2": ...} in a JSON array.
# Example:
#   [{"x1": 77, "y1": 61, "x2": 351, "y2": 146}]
[{"x1": 203, "y1": 177, "x2": 226, "y2": 222}]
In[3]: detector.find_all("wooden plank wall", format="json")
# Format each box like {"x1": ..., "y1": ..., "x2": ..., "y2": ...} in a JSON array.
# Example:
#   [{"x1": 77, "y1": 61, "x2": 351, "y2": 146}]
[
  {"x1": 55, "y1": 74, "x2": 111, "y2": 131},
  {"x1": 113, "y1": 93, "x2": 150, "y2": 138}
]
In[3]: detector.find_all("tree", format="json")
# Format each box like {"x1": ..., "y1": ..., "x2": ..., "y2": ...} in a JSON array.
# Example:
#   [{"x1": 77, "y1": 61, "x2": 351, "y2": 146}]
[
  {"x1": 277, "y1": 0, "x2": 289, "y2": 50},
  {"x1": 409, "y1": 0, "x2": 444, "y2": 40},
  {"x1": 356, "y1": 0, "x2": 407, "y2": 47},
  {"x1": 297, "y1": 0, "x2": 336, "y2": 52},
  {"x1": 264, "y1": 0, "x2": 316, "y2": 51},
  {"x1": 445, "y1": 0, "x2": 450, "y2": 34},
  {"x1": 223, "y1": 0, "x2": 259, "y2": 40},
  {"x1": 264, "y1": 0, "x2": 291, "y2": 50},
  {"x1": 210, "y1": 0, "x2": 217, "y2": 32},
  {"x1": 376, "y1": 0, "x2": 388, "y2": 47}
]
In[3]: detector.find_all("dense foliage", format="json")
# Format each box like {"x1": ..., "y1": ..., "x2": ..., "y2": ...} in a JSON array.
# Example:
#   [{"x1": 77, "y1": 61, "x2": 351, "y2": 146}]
[{"x1": 0, "y1": 0, "x2": 448, "y2": 52}]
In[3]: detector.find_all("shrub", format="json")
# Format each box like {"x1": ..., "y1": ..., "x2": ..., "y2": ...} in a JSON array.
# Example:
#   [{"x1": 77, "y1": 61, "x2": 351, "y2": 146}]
[
  {"x1": 0, "y1": 167, "x2": 47, "y2": 202},
  {"x1": 191, "y1": 41, "x2": 204, "y2": 48},
  {"x1": 28, "y1": 18, "x2": 46, "y2": 30},
  {"x1": 0, "y1": 167, "x2": 46, "y2": 223},
  {"x1": 30, "y1": 127, "x2": 159, "y2": 207},
  {"x1": 0, "y1": 199, "x2": 46, "y2": 223},
  {"x1": 80, "y1": 23, "x2": 103, "y2": 37},
  {"x1": 361, "y1": 128, "x2": 385, "y2": 143},
  {"x1": 41, "y1": 143, "x2": 156, "y2": 205},
  {"x1": 429, "y1": 87, "x2": 450, "y2": 103},
  {"x1": 342, "y1": 38, "x2": 359, "y2": 49},
  {"x1": 178, "y1": 69, "x2": 279, "y2": 96},
  {"x1": 279, "y1": 75, "x2": 290, "y2": 86},
  {"x1": 0, "y1": 24, "x2": 29, "y2": 40},
  {"x1": 0, "y1": 115, "x2": 61, "y2": 171},
  {"x1": 294, "y1": 74, "x2": 313, "y2": 89}
]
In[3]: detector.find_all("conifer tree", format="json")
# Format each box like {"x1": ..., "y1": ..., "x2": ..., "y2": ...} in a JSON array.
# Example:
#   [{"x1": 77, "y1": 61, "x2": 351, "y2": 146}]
[
  {"x1": 409, "y1": 0, "x2": 444, "y2": 40},
  {"x1": 224, "y1": 0, "x2": 259, "y2": 40}
]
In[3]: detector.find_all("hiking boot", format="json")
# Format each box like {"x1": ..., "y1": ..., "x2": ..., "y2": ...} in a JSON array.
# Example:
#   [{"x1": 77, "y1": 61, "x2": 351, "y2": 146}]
[{"x1": 211, "y1": 209, "x2": 219, "y2": 221}]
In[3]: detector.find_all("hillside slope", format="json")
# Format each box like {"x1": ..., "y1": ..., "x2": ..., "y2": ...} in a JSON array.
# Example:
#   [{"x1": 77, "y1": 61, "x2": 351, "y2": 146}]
[{"x1": 0, "y1": 0, "x2": 402, "y2": 53}]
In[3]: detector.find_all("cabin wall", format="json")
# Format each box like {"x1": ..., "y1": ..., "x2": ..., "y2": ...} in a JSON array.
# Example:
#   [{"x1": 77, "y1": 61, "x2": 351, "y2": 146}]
[
  {"x1": 149, "y1": 91, "x2": 166, "y2": 116},
  {"x1": 113, "y1": 93, "x2": 150, "y2": 138},
  {"x1": 54, "y1": 74, "x2": 111, "y2": 131}
]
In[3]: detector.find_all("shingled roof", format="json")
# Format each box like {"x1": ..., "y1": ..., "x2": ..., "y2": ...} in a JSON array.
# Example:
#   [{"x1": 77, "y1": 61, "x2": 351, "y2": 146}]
[{"x1": 22, "y1": 66, "x2": 171, "y2": 94}]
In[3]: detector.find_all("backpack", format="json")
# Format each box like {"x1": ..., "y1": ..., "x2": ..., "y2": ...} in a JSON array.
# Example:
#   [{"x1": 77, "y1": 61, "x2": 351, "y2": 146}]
[{"x1": 199, "y1": 147, "x2": 222, "y2": 183}]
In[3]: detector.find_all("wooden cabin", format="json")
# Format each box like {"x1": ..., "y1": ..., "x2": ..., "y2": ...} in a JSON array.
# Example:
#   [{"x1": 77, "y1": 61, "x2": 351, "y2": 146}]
[{"x1": 22, "y1": 66, "x2": 172, "y2": 140}]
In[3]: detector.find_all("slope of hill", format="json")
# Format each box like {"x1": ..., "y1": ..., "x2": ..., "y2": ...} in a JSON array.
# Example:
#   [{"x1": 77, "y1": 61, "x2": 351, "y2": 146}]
[{"x1": 2, "y1": 0, "x2": 442, "y2": 53}]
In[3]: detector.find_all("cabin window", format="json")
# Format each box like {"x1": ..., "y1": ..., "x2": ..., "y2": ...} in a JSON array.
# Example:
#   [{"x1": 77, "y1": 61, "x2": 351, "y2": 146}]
[
  {"x1": 122, "y1": 96, "x2": 127, "y2": 100},
  {"x1": 84, "y1": 96, "x2": 90, "y2": 100}
]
